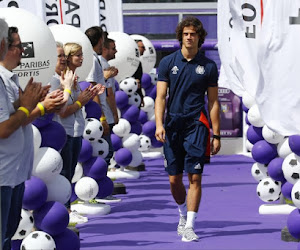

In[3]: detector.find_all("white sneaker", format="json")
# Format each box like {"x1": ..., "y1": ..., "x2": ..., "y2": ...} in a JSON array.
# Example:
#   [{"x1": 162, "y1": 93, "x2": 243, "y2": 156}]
[
  {"x1": 182, "y1": 227, "x2": 199, "y2": 242},
  {"x1": 69, "y1": 211, "x2": 88, "y2": 225},
  {"x1": 177, "y1": 215, "x2": 187, "y2": 236}
]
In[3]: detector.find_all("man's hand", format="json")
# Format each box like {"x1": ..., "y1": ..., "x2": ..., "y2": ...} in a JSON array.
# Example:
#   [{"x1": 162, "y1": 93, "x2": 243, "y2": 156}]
[
  {"x1": 39, "y1": 85, "x2": 51, "y2": 102},
  {"x1": 77, "y1": 88, "x2": 94, "y2": 106},
  {"x1": 42, "y1": 90, "x2": 66, "y2": 113},
  {"x1": 91, "y1": 84, "x2": 105, "y2": 95},
  {"x1": 103, "y1": 66, "x2": 118, "y2": 79},
  {"x1": 211, "y1": 138, "x2": 221, "y2": 155},
  {"x1": 155, "y1": 125, "x2": 166, "y2": 143},
  {"x1": 19, "y1": 77, "x2": 42, "y2": 112}
]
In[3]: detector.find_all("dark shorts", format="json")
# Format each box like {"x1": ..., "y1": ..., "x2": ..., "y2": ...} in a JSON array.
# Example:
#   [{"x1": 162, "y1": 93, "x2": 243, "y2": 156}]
[{"x1": 164, "y1": 118, "x2": 209, "y2": 176}]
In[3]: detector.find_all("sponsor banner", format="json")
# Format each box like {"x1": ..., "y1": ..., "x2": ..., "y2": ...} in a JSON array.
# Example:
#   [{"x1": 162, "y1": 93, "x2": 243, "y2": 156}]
[
  {"x1": 256, "y1": 0, "x2": 300, "y2": 135},
  {"x1": 100, "y1": 0, "x2": 123, "y2": 32},
  {"x1": 217, "y1": 0, "x2": 244, "y2": 97},
  {"x1": 0, "y1": 0, "x2": 45, "y2": 21}
]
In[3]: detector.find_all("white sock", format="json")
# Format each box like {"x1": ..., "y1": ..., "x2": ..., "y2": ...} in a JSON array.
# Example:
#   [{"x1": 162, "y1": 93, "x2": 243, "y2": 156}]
[
  {"x1": 178, "y1": 202, "x2": 187, "y2": 217},
  {"x1": 185, "y1": 211, "x2": 197, "y2": 229}
]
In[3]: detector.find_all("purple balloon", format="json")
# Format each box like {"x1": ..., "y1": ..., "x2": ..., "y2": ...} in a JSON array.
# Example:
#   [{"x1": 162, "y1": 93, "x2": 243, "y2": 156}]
[
  {"x1": 130, "y1": 121, "x2": 142, "y2": 135},
  {"x1": 151, "y1": 135, "x2": 163, "y2": 148},
  {"x1": 79, "y1": 81, "x2": 92, "y2": 91},
  {"x1": 246, "y1": 125, "x2": 263, "y2": 145},
  {"x1": 53, "y1": 228, "x2": 80, "y2": 250},
  {"x1": 267, "y1": 157, "x2": 285, "y2": 182},
  {"x1": 70, "y1": 183, "x2": 78, "y2": 203},
  {"x1": 287, "y1": 209, "x2": 300, "y2": 239},
  {"x1": 83, "y1": 156, "x2": 108, "y2": 181},
  {"x1": 148, "y1": 85, "x2": 157, "y2": 100},
  {"x1": 138, "y1": 110, "x2": 148, "y2": 124},
  {"x1": 85, "y1": 101, "x2": 102, "y2": 119},
  {"x1": 251, "y1": 140, "x2": 278, "y2": 164},
  {"x1": 39, "y1": 120, "x2": 67, "y2": 151},
  {"x1": 97, "y1": 176, "x2": 114, "y2": 198},
  {"x1": 282, "y1": 181, "x2": 293, "y2": 200},
  {"x1": 122, "y1": 105, "x2": 140, "y2": 123},
  {"x1": 23, "y1": 176, "x2": 48, "y2": 210},
  {"x1": 115, "y1": 80, "x2": 119, "y2": 91},
  {"x1": 11, "y1": 240, "x2": 22, "y2": 250},
  {"x1": 32, "y1": 113, "x2": 54, "y2": 129},
  {"x1": 142, "y1": 121, "x2": 156, "y2": 138},
  {"x1": 242, "y1": 103, "x2": 249, "y2": 113},
  {"x1": 33, "y1": 201, "x2": 69, "y2": 236},
  {"x1": 111, "y1": 134, "x2": 122, "y2": 151},
  {"x1": 141, "y1": 73, "x2": 152, "y2": 89},
  {"x1": 289, "y1": 135, "x2": 300, "y2": 157},
  {"x1": 145, "y1": 84, "x2": 155, "y2": 96},
  {"x1": 78, "y1": 139, "x2": 93, "y2": 163},
  {"x1": 115, "y1": 90, "x2": 129, "y2": 109},
  {"x1": 245, "y1": 114, "x2": 251, "y2": 126},
  {"x1": 115, "y1": 148, "x2": 132, "y2": 166}
]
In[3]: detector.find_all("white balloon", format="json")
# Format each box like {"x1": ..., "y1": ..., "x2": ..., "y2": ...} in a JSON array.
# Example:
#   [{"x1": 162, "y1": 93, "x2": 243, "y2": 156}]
[
  {"x1": 12, "y1": 209, "x2": 34, "y2": 240},
  {"x1": 247, "y1": 104, "x2": 265, "y2": 127},
  {"x1": 21, "y1": 231, "x2": 56, "y2": 250},
  {"x1": 108, "y1": 32, "x2": 140, "y2": 82},
  {"x1": 139, "y1": 135, "x2": 152, "y2": 152},
  {"x1": 242, "y1": 91, "x2": 256, "y2": 109},
  {"x1": 141, "y1": 96, "x2": 155, "y2": 113},
  {"x1": 122, "y1": 133, "x2": 140, "y2": 152},
  {"x1": 119, "y1": 77, "x2": 138, "y2": 95},
  {"x1": 282, "y1": 153, "x2": 300, "y2": 184},
  {"x1": 45, "y1": 174, "x2": 71, "y2": 204},
  {"x1": 33, "y1": 147, "x2": 63, "y2": 182},
  {"x1": 262, "y1": 125, "x2": 284, "y2": 144},
  {"x1": 129, "y1": 150, "x2": 143, "y2": 167},
  {"x1": 147, "y1": 109, "x2": 156, "y2": 121},
  {"x1": 277, "y1": 137, "x2": 292, "y2": 158},
  {"x1": 90, "y1": 138, "x2": 109, "y2": 159},
  {"x1": 251, "y1": 162, "x2": 268, "y2": 182},
  {"x1": 50, "y1": 24, "x2": 93, "y2": 80},
  {"x1": 130, "y1": 34, "x2": 157, "y2": 74},
  {"x1": 291, "y1": 180, "x2": 300, "y2": 209},
  {"x1": 245, "y1": 140, "x2": 253, "y2": 152},
  {"x1": 0, "y1": 8, "x2": 56, "y2": 90},
  {"x1": 256, "y1": 177, "x2": 281, "y2": 202},
  {"x1": 75, "y1": 177, "x2": 99, "y2": 201},
  {"x1": 72, "y1": 162, "x2": 83, "y2": 183},
  {"x1": 112, "y1": 118, "x2": 131, "y2": 137},
  {"x1": 32, "y1": 124, "x2": 41, "y2": 156}
]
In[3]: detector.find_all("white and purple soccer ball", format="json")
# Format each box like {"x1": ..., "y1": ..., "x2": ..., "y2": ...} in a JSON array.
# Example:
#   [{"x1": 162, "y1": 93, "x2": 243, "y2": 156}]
[
  {"x1": 256, "y1": 177, "x2": 281, "y2": 202},
  {"x1": 251, "y1": 162, "x2": 268, "y2": 182},
  {"x1": 282, "y1": 153, "x2": 300, "y2": 184},
  {"x1": 12, "y1": 209, "x2": 34, "y2": 240},
  {"x1": 128, "y1": 92, "x2": 142, "y2": 107},
  {"x1": 139, "y1": 135, "x2": 151, "y2": 152},
  {"x1": 90, "y1": 138, "x2": 109, "y2": 159},
  {"x1": 21, "y1": 231, "x2": 56, "y2": 250},
  {"x1": 83, "y1": 118, "x2": 103, "y2": 142},
  {"x1": 119, "y1": 77, "x2": 138, "y2": 95}
]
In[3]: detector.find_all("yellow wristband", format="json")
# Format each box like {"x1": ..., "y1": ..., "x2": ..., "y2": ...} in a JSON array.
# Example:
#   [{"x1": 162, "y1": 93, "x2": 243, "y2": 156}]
[
  {"x1": 18, "y1": 106, "x2": 29, "y2": 117},
  {"x1": 64, "y1": 88, "x2": 71, "y2": 95},
  {"x1": 37, "y1": 102, "x2": 45, "y2": 116},
  {"x1": 75, "y1": 100, "x2": 82, "y2": 108},
  {"x1": 100, "y1": 116, "x2": 106, "y2": 122}
]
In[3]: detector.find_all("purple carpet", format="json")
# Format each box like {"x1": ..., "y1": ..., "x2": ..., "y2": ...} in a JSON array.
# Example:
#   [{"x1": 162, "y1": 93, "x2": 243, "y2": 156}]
[{"x1": 77, "y1": 155, "x2": 298, "y2": 249}]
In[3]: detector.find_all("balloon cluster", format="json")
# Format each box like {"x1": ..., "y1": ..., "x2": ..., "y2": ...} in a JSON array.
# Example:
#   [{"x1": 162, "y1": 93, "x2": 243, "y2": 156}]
[{"x1": 243, "y1": 91, "x2": 300, "y2": 240}]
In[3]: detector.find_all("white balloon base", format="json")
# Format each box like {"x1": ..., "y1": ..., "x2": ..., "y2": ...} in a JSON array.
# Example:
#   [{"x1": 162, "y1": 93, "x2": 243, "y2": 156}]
[
  {"x1": 71, "y1": 202, "x2": 111, "y2": 215},
  {"x1": 107, "y1": 168, "x2": 140, "y2": 180},
  {"x1": 259, "y1": 204, "x2": 296, "y2": 215},
  {"x1": 141, "y1": 151, "x2": 162, "y2": 159}
]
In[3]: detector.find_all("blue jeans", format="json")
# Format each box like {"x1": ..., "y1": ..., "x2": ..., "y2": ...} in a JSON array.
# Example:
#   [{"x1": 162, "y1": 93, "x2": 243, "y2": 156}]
[
  {"x1": 1, "y1": 182, "x2": 25, "y2": 250},
  {"x1": 60, "y1": 136, "x2": 82, "y2": 208}
]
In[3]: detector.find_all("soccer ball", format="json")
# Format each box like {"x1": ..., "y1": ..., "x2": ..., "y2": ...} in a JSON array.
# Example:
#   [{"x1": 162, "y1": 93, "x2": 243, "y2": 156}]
[
  {"x1": 91, "y1": 138, "x2": 109, "y2": 159},
  {"x1": 21, "y1": 231, "x2": 56, "y2": 250},
  {"x1": 282, "y1": 153, "x2": 300, "y2": 184},
  {"x1": 291, "y1": 180, "x2": 300, "y2": 209},
  {"x1": 119, "y1": 77, "x2": 138, "y2": 94},
  {"x1": 256, "y1": 177, "x2": 281, "y2": 202},
  {"x1": 251, "y1": 162, "x2": 268, "y2": 182},
  {"x1": 128, "y1": 92, "x2": 141, "y2": 107},
  {"x1": 139, "y1": 135, "x2": 151, "y2": 152},
  {"x1": 83, "y1": 118, "x2": 103, "y2": 142},
  {"x1": 12, "y1": 209, "x2": 34, "y2": 240}
]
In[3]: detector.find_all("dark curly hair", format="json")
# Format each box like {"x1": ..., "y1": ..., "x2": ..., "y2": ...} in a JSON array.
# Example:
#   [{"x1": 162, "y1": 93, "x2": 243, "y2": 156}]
[
  {"x1": 176, "y1": 16, "x2": 207, "y2": 48},
  {"x1": 8, "y1": 26, "x2": 18, "y2": 47}
]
